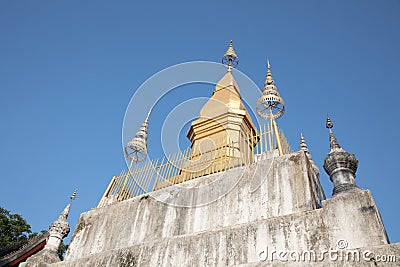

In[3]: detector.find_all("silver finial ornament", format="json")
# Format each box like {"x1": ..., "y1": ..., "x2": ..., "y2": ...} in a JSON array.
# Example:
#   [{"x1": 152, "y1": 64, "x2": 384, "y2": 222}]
[
  {"x1": 222, "y1": 40, "x2": 239, "y2": 69},
  {"x1": 326, "y1": 117, "x2": 334, "y2": 129},
  {"x1": 125, "y1": 110, "x2": 151, "y2": 163},
  {"x1": 70, "y1": 189, "x2": 77, "y2": 201},
  {"x1": 300, "y1": 133, "x2": 320, "y2": 175},
  {"x1": 323, "y1": 118, "x2": 359, "y2": 196},
  {"x1": 256, "y1": 60, "x2": 285, "y2": 120}
]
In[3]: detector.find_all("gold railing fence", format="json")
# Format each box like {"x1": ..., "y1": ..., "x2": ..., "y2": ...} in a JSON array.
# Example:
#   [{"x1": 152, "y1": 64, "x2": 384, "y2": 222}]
[{"x1": 97, "y1": 123, "x2": 291, "y2": 207}]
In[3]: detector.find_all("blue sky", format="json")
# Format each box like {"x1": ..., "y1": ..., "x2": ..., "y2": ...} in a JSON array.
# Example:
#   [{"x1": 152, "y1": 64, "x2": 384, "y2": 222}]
[{"x1": 1, "y1": 0, "x2": 399, "y2": 244}]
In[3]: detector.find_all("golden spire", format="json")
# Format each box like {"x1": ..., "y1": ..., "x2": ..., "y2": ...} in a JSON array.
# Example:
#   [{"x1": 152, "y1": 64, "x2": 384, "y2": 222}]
[
  {"x1": 222, "y1": 40, "x2": 239, "y2": 70},
  {"x1": 124, "y1": 110, "x2": 151, "y2": 163},
  {"x1": 300, "y1": 133, "x2": 320, "y2": 175}
]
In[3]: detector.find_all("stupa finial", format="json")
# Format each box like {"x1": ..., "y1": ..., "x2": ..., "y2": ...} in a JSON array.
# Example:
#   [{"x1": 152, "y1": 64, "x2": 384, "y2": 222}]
[
  {"x1": 325, "y1": 117, "x2": 342, "y2": 152},
  {"x1": 222, "y1": 40, "x2": 239, "y2": 70},
  {"x1": 22, "y1": 191, "x2": 77, "y2": 264},
  {"x1": 124, "y1": 110, "x2": 151, "y2": 163},
  {"x1": 264, "y1": 58, "x2": 275, "y2": 85},
  {"x1": 43, "y1": 190, "x2": 77, "y2": 253},
  {"x1": 146, "y1": 108, "x2": 151, "y2": 121},
  {"x1": 255, "y1": 59, "x2": 287, "y2": 156},
  {"x1": 70, "y1": 189, "x2": 77, "y2": 202},
  {"x1": 323, "y1": 117, "x2": 359, "y2": 196},
  {"x1": 326, "y1": 116, "x2": 333, "y2": 129},
  {"x1": 300, "y1": 133, "x2": 320, "y2": 175},
  {"x1": 256, "y1": 59, "x2": 285, "y2": 120}
]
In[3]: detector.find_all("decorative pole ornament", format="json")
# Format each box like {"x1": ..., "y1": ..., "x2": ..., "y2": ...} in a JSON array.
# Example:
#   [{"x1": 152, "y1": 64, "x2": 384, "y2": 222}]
[
  {"x1": 124, "y1": 110, "x2": 151, "y2": 163},
  {"x1": 70, "y1": 189, "x2": 77, "y2": 201},
  {"x1": 20, "y1": 191, "x2": 77, "y2": 266},
  {"x1": 256, "y1": 59, "x2": 285, "y2": 155},
  {"x1": 323, "y1": 117, "x2": 359, "y2": 196},
  {"x1": 45, "y1": 189, "x2": 77, "y2": 252},
  {"x1": 256, "y1": 60, "x2": 285, "y2": 120},
  {"x1": 300, "y1": 133, "x2": 320, "y2": 175},
  {"x1": 222, "y1": 40, "x2": 239, "y2": 70},
  {"x1": 325, "y1": 117, "x2": 342, "y2": 152},
  {"x1": 326, "y1": 116, "x2": 334, "y2": 129}
]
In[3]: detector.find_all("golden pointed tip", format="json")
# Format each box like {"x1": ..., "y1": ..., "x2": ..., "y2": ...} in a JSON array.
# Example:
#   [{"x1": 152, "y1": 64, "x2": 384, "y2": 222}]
[{"x1": 267, "y1": 58, "x2": 271, "y2": 69}]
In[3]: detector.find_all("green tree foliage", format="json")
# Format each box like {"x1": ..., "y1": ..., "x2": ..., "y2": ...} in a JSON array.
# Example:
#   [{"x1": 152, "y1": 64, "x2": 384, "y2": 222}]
[
  {"x1": 0, "y1": 207, "x2": 68, "y2": 260},
  {"x1": 0, "y1": 207, "x2": 32, "y2": 249},
  {"x1": 58, "y1": 241, "x2": 68, "y2": 260}
]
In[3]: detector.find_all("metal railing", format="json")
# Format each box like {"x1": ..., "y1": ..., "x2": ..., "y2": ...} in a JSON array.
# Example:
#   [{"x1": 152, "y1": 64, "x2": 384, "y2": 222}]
[{"x1": 97, "y1": 124, "x2": 291, "y2": 208}]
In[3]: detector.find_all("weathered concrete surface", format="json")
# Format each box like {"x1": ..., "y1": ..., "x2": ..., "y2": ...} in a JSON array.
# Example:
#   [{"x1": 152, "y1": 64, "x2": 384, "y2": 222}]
[
  {"x1": 51, "y1": 243, "x2": 400, "y2": 267},
  {"x1": 322, "y1": 189, "x2": 389, "y2": 250},
  {"x1": 19, "y1": 249, "x2": 60, "y2": 267},
  {"x1": 51, "y1": 151, "x2": 396, "y2": 266},
  {"x1": 65, "y1": 152, "x2": 323, "y2": 260},
  {"x1": 51, "y1": 202, "x2": 397, "y2": 267}
]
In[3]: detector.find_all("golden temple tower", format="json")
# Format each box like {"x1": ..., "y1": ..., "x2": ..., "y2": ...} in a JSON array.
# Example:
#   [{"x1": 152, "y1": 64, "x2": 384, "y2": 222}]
[
  {"x1": 184, "y1": 41, "x2": 258, "y2": 174},
  {"x1": 105, "y1": 41, "x2": 291, "y2": 194}
]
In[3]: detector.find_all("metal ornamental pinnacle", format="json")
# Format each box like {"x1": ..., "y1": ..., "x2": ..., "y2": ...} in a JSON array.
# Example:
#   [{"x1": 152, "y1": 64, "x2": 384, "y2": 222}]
[
  {"x1": 256, "y1": 60, "x2": 285, "y2": 120},
  {"x1": 222, "y1": 40, "x2": 239, "y2": 70},
  {"x1": 124, "y1": 110, "x2": 151, "y2": 163}
]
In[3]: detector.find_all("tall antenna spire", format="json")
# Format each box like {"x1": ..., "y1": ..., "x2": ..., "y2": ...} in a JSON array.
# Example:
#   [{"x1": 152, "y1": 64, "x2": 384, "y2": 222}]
[
  {"x1": 124, "y1": 110, "x2": 151, "y2": 163},
  {"x1": 222, "y1": 40, "x2": 239, "y2": 70}
]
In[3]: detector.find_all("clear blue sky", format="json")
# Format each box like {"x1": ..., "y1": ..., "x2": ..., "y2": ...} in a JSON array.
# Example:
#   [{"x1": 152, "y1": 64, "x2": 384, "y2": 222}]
[{"x1": 1, "y1": 0, "x2": 399, "y2": 244}]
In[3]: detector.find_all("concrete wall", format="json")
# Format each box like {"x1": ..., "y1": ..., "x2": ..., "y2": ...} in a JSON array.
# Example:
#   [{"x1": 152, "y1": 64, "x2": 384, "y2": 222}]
[
  {"x1": 56, "y1": 151, "x2": 395, "y2": 266},
  {"x1": 55, "y1": 191, "x2": 394, "y2": 266},
  {"x1": 65, "y1": 151, "x2": 323, "y2": 260},
  {"x1": 53, "y1": 243, "x2": 400, "y2": 267}
]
